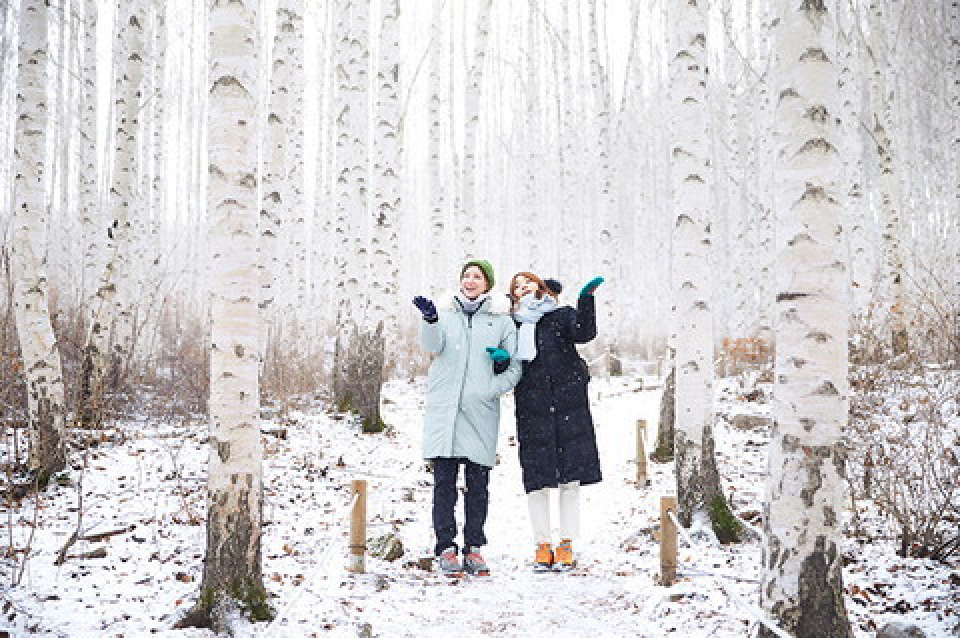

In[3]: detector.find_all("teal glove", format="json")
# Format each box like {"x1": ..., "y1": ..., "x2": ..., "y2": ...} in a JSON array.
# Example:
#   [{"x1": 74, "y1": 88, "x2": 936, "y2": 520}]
[
  {"x1": 579, "y1": 276, "x2": 604, "y2": 297},
  {"x1": 486, "y1": 347, "x2": 510, "y2": 362}
]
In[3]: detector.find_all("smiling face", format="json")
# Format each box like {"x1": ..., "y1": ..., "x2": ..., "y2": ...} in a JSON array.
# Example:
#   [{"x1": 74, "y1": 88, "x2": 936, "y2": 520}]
[
  {"x1": 460, "y1": 266, "x2": 490, "y2": 299},
  {"x1": 511, "y1": 274, "x2": 539, "y2": 300}
]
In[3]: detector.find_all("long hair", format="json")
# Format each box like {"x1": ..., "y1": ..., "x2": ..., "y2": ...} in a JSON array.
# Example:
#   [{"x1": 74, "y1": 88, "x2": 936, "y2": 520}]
[{"x1": 508, "y1": 271, "x2": 558, "y2": 312}]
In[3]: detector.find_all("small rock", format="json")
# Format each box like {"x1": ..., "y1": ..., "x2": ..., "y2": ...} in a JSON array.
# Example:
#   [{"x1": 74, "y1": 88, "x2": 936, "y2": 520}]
[
  {"x1": 877, "y1": 622, "x2": 926, "y2": 638},
  {"x1": 368, "y1": 533, "x2": 404, "y2": 562}
]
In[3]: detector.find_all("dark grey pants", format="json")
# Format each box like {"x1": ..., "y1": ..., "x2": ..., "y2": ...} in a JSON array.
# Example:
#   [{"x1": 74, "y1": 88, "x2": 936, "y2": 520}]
[{"x1": 431, "y1": 457, "x2": 490, "y2": 556}]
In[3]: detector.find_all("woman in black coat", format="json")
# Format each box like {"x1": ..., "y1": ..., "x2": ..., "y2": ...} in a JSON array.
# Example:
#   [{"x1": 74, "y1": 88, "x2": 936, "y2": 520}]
[{"x1": 508, "y1": 271, "x2": 604, "y2": 572}]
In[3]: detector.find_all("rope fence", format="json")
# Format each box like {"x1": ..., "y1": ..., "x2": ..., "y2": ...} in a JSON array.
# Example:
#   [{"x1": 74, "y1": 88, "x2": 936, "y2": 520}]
[
  {"x1": 661, "y1": 502, "x2": 793, "y2": 638},
  {"x1": 261, "y1": 489, "x2": 361, "y2": 636}
]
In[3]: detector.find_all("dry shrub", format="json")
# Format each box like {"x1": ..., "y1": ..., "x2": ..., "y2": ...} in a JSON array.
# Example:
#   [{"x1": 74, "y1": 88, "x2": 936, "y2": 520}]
[{"x1": 848, "y1": 346, "x2": 960, "y2": 561}]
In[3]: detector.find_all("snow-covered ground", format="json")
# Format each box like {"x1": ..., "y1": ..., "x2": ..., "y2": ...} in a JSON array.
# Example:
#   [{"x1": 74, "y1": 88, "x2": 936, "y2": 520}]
[{"x1": 1, "y1": 374, "x2": 956, "y2": 637}]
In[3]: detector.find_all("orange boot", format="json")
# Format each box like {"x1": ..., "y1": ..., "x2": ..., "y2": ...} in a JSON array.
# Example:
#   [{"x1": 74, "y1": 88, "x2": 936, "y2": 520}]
[
  {"x1": 533, "y1": 542, "x2": 554, "y2": 572},
  {"x1": 554, "y1": 539, "x2": 576, "y2": 571}
]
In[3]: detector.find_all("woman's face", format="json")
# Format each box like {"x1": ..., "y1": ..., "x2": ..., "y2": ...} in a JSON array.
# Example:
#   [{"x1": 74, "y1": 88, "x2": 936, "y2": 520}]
[
  {"x1": 460, "y1": 266, "x2": 489, "y2": 299},
  {"x1": 512, "y1": 275, "x2": 539, "y2": 300}
]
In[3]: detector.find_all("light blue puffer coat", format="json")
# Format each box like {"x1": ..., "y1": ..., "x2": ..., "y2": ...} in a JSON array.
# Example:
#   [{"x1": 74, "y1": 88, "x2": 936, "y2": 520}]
[{"x1": 421, "y1": 294, "x2": 521, "y2": 468}]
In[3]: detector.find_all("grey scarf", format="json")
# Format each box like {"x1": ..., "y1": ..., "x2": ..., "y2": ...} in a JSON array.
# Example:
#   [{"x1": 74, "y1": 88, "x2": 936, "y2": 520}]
[
  {"x1": 456, "y1": 292, "x2": 489, "y2": 315},
  {"x1": 513, "y1": 293, "x2": 558, "y2": 361}
]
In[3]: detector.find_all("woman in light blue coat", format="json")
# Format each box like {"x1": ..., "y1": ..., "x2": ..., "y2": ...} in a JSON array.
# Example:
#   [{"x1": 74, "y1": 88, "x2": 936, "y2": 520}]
[{"x1": 412, "y1": 259, "x2": 521, "y2": 577}]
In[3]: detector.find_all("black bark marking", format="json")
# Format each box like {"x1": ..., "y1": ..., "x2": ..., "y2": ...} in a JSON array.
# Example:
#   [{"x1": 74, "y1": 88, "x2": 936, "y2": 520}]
[
  {"x1": 813, "y1": 381, "x2": 839, "y2": 396},
  {"x1": 777, "y1": 292, "x2": 809, "y2": 302}
]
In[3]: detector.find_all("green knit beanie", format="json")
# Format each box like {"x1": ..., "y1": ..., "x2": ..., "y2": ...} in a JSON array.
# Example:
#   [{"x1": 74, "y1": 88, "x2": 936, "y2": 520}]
[{"x1": 461, "y1": 259, "x2": 495, "y2": 290}]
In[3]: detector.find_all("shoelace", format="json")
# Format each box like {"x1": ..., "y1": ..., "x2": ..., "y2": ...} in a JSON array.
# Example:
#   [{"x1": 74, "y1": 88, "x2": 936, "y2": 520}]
[
  {"x1": 441, "y1": 551, "x2": 460, "y2": 567},
  {"x1": 465, "y1": 552, "x2": 486, "y2": 566}
]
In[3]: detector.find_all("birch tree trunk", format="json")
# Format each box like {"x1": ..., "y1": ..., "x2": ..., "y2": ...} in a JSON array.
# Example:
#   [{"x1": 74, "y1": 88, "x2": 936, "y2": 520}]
[
  {"x1": 332, "y1": 0, "x2": 384, "y2": 431},
  {"x1": 79, "y1": 0, "x2": 100, "y2": 305},
  {"x1": 177, "y1": 0, "x2": 270, "y2": 629},
  {"x1": 372, "y1": 0, "x2": 401, "y2": 361},
  {"x1": 587, "y1": 0, "x2": 620, "y2": 374},
  {"x1": 836, "y1": 1, "x2": 871, "y2": 317},
  {"x1": 427, "y1": 0, "x2": 449, "y2": 296},
  {"x1": 11, "y1": 0, "x2": 67, "y2": 481},
  {"x1": 952, "y1": 1, "x2": 960, "y2": 293},
  {"x1": 82, "y1": 0, "x2": 147, "y2": 426},
  {"x1": 261, "y1": 1, "x2": 295, "y2": 390},
  {"x1": 667, "y1": 0, "x2": 733, "y2": 539},
  {"x1": 760, "y1": 1, "x2": 853, "y2": 635},
  {"x1": 868, "y1": 0, "x2": 908, "y2": 356},
  {"x1": 459, "y1": 0, "x2": 492, "y2": 260},
  {"x1": 278, "y1": 0, "x2": 306, "y2": 329}
]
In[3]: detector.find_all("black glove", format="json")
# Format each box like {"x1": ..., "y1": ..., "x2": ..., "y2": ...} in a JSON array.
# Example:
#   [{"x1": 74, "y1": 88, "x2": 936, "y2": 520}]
[
  {"x1": 412, "y1": 296, "x2": 438, "y2": 323},
  {"x1": 486, "y1": 347, "x2": 511, "y2": 374}
]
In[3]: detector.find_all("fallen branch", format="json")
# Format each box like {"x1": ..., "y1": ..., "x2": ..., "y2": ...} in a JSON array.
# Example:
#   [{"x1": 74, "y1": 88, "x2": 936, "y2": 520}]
[
  {"x1": 82, "y1": 524, "x2": 136, "y2": 543},
  {"x1": 67, "y1": 547, "x2": 107, "y2": 561},
  {"x1": 53, "y1": 530, "x2": 79, "y2": 566}
]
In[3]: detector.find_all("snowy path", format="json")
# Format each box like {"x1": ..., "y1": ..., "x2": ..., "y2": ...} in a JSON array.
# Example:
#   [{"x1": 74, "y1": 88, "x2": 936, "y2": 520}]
[{"x1": 265, "y1": 376, "x2": 760, "y2": 638}]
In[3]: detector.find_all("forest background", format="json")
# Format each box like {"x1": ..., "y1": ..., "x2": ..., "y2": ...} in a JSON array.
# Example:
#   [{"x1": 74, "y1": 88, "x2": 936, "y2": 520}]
[{"x1": 0, "y1": 0, "x2": 958, "y2": 635}]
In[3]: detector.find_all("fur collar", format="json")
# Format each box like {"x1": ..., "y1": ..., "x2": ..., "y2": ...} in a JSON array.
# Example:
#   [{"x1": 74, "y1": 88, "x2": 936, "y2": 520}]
[{"x1": 435, "y1": 291, "x2": 513, "y2": 315}]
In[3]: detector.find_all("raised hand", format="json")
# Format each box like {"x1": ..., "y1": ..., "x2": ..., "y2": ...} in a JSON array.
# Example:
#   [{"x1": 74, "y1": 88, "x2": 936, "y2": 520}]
[
  {"x1": 579, "y1": 276, "x2": 605, "y2": 297},
  {"x1": 412, "y1": 295, "x2": 438, "y2": 323}
]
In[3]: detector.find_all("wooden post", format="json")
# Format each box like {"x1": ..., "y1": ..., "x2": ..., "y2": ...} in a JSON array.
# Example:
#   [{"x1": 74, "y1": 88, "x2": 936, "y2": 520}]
[
  {"x1": 636, "y1": 419, "x2": 648, "y2": 487},
  {"x1": 660, "y1": 495, "x2": 677, "y2": 586},
  {"x1": 348, "y1": 479, "x2": 367, "y2": 574}
]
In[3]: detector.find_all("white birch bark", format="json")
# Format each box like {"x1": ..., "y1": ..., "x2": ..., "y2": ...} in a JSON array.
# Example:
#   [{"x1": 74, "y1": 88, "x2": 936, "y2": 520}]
[
  {"x1": 10, "y1": 0, "x2": 67, "y2": 478},
  {"x1": 427, "y1": 0, "x2": 449, "y2": 296},
  {"x1": 760, "y1": 1, "x2": 853, "y2": 635},
  {"x1": 836, "y1": 1, "x2": 872, "y2": 317},
  {"x1": 52, "y1": 0, "x2": 77, "y2": 302},
  {"x1": 179, "y1": 0, "x2": 269, "y2": 629},
  {"x1": 260, "y1": 1, "x2": 295, "y2": 381},
  {"x1": 313, "y1": 0, "x2": 337, "y2": 342},
  {"x1": 753, "y1": 0, "x2": 777, "y2": 345},
  {"x1": 332, "y1": 0, "x2": 383, "y2": 429},
  {"x1": 587, "y1": 0, "x2": 619, "y2": 372},
  {"x1": 150, "y1": 1, "x2": 166, "y2": 238},
  {"x1": 557, "y1": 0, "x2": 578, "y2": 287},
  {"x1": 667, "y1": 0, "x2": 723, "y2": 528},
  {"x1": 867, "y1": 0, "x2": 908, "y2": 356},
  {"x1": 459, "y1": 0, "x2": 492, "y2": 260},
  {"x1": 952, "y1": 0, "x2": 960, "y2": 292},
  {"x1": 83, "y1": 0, "x2": 146, "y2": 425},
  {"x1": 518, "y1": 1, "x2": 542, "y2": 271},
  {"x1": 278, "y1": 0, "x2": 306, "y2": 325},
  {"x1": 79, "y1": 0, "x2": 100, "y2": 303},
  {"x1": 372, "y1": 0, "x2": 400, "y2": 352}
]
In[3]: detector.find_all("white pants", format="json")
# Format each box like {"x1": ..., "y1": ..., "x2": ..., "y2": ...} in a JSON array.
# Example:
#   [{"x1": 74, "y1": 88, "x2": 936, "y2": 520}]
[{"x1": 527, "y1": 481, "x2": 580, "y2": 544}]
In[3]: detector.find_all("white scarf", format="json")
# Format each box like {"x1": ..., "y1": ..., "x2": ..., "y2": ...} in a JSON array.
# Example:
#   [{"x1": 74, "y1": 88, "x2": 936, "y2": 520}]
[{"x1": 513, "y1": 293, "x2": 558, "y2": 361}]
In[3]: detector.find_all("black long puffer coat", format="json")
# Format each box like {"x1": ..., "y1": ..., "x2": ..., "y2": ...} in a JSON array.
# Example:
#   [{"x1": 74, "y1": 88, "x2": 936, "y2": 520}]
[{"x1": 513, "y1": 294, "x2": 602, "y2": 494}]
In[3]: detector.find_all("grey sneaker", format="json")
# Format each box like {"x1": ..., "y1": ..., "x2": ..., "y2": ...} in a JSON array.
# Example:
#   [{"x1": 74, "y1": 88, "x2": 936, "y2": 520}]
[
  {"x1": 436, "y1": 547, "x2": 463, "y2": 577},
  {"x1": 463, "y1": 550, "x2": 490, "y2": 576}
]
